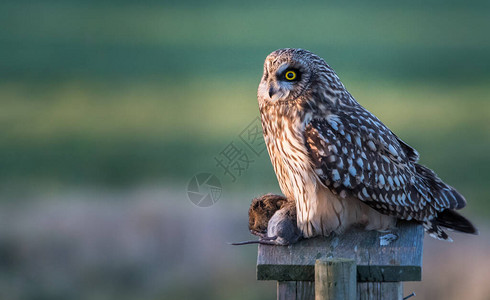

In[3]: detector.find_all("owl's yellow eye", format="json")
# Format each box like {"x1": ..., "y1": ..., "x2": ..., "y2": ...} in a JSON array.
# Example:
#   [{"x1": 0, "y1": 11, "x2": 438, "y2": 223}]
[{"x1": 285, "y1": 70, "x2": 297, "y2": 81}]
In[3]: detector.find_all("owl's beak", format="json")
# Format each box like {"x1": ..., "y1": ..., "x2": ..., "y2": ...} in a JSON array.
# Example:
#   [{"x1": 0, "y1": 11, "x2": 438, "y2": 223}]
[{"x1": 268, "y1": 84, "x2": 278, "y2": 98}]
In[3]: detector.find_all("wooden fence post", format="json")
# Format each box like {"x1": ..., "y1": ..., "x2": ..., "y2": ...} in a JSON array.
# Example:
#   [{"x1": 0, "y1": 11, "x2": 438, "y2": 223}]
[
  {"x1": 315, "y1": 258, "x2": 356, "y2": 300},
  {"x1": 257, "y1": 222, "x2": 423, "y2": 300}
]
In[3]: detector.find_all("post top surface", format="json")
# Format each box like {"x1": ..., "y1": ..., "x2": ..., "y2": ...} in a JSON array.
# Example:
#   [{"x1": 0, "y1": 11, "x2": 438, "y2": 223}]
[{"x1": 257, "y1": 222, "x2": 423, "y2": 282}]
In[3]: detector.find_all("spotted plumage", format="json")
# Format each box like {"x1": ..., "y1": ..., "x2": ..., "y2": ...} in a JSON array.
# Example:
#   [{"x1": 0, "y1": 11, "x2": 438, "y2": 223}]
[{"x1": 257, "y1": 48, "x2": 477, "y2": 241}]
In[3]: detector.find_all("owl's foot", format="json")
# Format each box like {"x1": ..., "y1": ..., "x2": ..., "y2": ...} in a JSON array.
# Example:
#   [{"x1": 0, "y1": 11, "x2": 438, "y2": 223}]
[{"x1": 379, "y1": 232, "x2": 399, "y2": 246}]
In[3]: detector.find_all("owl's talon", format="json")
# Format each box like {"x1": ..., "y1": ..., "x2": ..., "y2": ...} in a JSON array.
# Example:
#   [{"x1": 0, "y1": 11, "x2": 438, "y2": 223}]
[{"x1": 250, "y1": 229, "x2": 266, "y2": 238}]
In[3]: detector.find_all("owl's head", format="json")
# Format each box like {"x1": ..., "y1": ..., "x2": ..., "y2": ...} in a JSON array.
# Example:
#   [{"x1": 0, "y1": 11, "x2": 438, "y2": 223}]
[{"x1": 258, "y1": 48, "x2": 342, "y2": 106}]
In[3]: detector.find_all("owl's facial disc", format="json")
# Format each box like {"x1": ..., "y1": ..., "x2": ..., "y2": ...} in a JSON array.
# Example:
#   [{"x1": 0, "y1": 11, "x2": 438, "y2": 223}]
[{"x1": 259, "y1": 62, "x2": 306, "y2": 103}]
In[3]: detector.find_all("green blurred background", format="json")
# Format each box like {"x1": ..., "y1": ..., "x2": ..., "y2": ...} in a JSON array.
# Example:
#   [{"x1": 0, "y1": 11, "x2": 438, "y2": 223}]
[{"x1": 0, "y1": 0, "x2": 489, "y2": 299}]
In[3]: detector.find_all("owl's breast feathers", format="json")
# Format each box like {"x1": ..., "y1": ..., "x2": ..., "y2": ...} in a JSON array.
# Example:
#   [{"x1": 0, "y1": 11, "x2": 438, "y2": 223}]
[{"x1": 259, "y1": 103, "x2": 312, "y2": 202}]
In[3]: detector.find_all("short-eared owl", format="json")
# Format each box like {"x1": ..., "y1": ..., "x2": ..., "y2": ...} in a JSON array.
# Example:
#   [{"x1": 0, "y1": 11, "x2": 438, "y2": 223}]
[{"x1": 257, "y1": 48, "x2": 477, "y2": 241}]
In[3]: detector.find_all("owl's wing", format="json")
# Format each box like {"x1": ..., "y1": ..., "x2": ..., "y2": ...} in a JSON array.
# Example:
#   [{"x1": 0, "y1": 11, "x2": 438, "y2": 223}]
[{"x1": 304, "y1": 106, "x2": 465, "y2": 222}]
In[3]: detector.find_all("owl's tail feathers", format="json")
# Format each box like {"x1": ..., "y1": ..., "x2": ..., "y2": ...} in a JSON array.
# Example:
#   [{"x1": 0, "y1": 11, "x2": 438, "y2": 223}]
[
  {"x1": 435, "y1": 209, "x2": 478, "y2": 235},
  {"x1": 424, "y1": 209, "x2": 478, "y2": 241}
]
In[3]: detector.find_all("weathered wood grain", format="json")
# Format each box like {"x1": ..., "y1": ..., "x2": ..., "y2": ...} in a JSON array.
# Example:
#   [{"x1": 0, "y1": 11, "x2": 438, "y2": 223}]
[
  {"x1": 315, "y1": 258, "x2": 356, "y2": 300},
  {"x1": 357, "y1": 282, "x2": 403, "y2": 300},
  {"x1": 277, "y1": 281, "x2": 403, "y2": 300},
  {"x1": 277, "y1": 281, "x2": 315, "y2": 300},
  {"x1": 257, "y1": 222, "x2": 423, "y2": 282}
]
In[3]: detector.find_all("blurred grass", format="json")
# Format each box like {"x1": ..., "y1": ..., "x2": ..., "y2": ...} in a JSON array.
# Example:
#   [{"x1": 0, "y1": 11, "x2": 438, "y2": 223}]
[{"x1": 0, "y1": 78, "x2": 488, "y2": 216}]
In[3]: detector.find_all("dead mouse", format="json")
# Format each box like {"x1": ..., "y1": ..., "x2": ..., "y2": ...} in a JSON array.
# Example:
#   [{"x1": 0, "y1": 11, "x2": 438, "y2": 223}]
[{"x1": 230, "y1": 194, "x2": 302, "y2": 246}]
